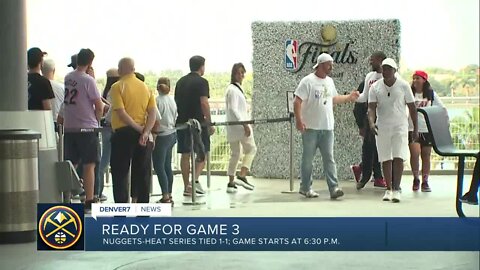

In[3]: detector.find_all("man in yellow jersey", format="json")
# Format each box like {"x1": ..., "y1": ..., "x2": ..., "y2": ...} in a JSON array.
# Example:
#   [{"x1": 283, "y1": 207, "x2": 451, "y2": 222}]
[{"x1": 110, "y1": 57, "x2": 156, "y2": 203}]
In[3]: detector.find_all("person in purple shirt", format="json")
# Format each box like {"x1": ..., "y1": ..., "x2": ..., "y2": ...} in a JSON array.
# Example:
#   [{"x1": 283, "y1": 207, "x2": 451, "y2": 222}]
[{"x1": 62, "y1": 48, "x2": 104, "y2": 211}]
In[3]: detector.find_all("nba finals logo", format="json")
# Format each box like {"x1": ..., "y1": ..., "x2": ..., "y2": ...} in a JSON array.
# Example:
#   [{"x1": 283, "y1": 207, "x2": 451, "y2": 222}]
[
  {"x1": 285, "y1": 24, "x2": 358, "y2": 73},
  {"x1": 285, "y1": 39, "x2": 298, "y2": 71},
  {"x1": 37, "y1": 204, "x2": 84, "y2": 250}
]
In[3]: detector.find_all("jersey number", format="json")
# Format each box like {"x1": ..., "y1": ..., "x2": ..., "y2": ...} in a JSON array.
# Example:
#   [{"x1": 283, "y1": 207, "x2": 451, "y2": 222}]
[{"x1": 64, "y1": 88, "x2": 78, "y2": 105}]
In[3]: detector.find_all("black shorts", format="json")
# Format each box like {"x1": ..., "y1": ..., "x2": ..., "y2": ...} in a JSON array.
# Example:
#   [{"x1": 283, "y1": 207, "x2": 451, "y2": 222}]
[
  {"x1": 64, "y1": 132, "x2": 100, "y2": 164},
  {"x1": 408, "y1": 132, "x2": 433, "y2": 147},
  {"x1": 177, "y1": 127, "x2": 210, "y2": 153}
]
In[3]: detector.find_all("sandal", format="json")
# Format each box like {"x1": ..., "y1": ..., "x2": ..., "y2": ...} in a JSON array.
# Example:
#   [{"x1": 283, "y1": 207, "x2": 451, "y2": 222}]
[{"x1": 157, "y1": 197, "x2": 170, "y2": 203}]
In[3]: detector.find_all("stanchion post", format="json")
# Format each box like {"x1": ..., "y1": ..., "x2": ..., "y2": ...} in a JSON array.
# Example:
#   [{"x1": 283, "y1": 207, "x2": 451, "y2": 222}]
[
  {"x1": 289, "y1": 113, "x2": 294, "y2": 191},
  {"x1": 282, "y1": 113, "x2": 297, "y2": 194},
  {"x1": 58, "y1": 124, "x2": 72, "y2": 203},
  {"x1": 183, "y1": 121, "x2": 205, "y2": 205},
  {"x1": 205, "y1": 124, "x2": 219, "y2": 191},
  {"x1": 58, "y1": 124, "x2": 64, "y2": 162},
  {"x1": 190, "y1": 124, "x2": 196, "y2": 203},
  {"x1": 205, "y1": 148, "x2": 220, "y2": 191},
  {"x1": 207, "y1": 152, "x2": 211, "y2": 188}
]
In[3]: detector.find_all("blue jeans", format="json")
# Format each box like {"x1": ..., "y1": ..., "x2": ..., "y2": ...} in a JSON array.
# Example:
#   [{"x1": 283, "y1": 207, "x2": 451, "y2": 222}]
[
  {"x1": 95, "y1": 128, "x2": 112, "y2": 196},
  {"x1": 300, "y1": 129, "x2": 338, "y2": 193},
  {"x1": 152, "y1": 133, "x2": 177, "y2": 194}
]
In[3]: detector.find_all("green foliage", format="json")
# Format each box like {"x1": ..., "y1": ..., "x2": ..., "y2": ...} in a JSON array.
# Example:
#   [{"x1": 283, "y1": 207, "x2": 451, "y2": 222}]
[
  {"x1": 96, "y1": 77, "x2": 106, "y2": 94},
  {"x1": 96, "y1": 65, "x2": 476, "y2": 99},
  {"x1": 203, "y1": 72, "x2": 253, "y2": 99},
  {"x1": 134, "y1": 71, "x2": 253, "y2": 100},
  {"x1": 141, "y1": 70, "x2": 185, "y2": 93},
  {"x1": 209, "y1": 126, "x2": 231, "y2": 170},
  {"x1": 428, "y1": 77, "x2": 449, "y2": 96},
  {"x1": 400, "y1": 65, "x2": 479, "y2": 97},
  {"x1": 449, "y1": 107, "x2": 479, "y2": 169}
]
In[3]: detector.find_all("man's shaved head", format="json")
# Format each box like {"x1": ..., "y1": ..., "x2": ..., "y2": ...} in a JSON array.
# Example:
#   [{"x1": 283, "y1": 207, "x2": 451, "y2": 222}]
[{"x1": 118, "y1": 57, "x2": 135, "y2": 76}]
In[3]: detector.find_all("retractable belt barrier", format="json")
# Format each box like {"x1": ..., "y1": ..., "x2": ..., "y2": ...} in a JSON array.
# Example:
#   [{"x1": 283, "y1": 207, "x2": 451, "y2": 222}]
[
  {"x1": 179, "y1": 114, "x2": 296, "y2": 205},
  {"x1": 212, "y1": 117, "x2": 292, "y2": 126},
  {"x1": 57, "y1": 124, "x2": 86, "y2": 203},
  {"x1": 63, "y1": 127, "x2": 104, "y2": 133},
  {"x1": 60, "y1": 113, "x2": 296, "y2": 205},
  {"x1": 172, "y1": 116, "x2": 292, "y2": 131}
]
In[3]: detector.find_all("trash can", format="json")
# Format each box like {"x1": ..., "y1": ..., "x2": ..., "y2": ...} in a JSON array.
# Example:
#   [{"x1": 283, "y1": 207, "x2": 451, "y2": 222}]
[{"x1": 0, "y1": 129, "x2": 41, "y2": 243}]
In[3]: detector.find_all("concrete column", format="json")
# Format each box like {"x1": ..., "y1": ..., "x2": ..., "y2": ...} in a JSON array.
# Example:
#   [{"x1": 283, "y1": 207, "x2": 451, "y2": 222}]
[{"x1": 0, "y1": 0, "x2": 27, "y2": 111}]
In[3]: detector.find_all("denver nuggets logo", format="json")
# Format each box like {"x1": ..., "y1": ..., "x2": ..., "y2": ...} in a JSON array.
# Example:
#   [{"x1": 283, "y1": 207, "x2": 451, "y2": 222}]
[{"x1": 38, "y1": 205, "x2": 82, "y2": 249}]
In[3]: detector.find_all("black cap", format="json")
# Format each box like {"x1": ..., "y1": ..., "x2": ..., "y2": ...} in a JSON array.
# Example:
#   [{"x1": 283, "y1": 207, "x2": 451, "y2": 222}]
[
  {"x1": 67, "y1": 54, "x2": 77, "y2": 68},
  {"x1": 27, "y1": 47, "x2": 47, "y2": 68},
  {"x1": 135, "y1": 72, "x2": 145, "y2": 82}
]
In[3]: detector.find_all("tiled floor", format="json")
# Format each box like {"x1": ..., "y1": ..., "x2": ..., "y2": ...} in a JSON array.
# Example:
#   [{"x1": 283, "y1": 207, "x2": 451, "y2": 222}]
[{"x1": 1, "y1": 175, "x2": 479, "y2": 270}]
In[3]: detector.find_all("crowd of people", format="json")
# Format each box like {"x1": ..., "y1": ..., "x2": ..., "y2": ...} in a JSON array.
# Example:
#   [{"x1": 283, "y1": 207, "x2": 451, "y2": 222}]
[{"x1": 26, "y1": 47, "x2": 479, "y2": 210}]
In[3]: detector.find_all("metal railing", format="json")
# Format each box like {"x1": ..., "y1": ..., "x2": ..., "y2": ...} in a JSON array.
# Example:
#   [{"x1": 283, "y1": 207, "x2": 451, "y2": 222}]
[{"x1": 172, "y1": 97, "x2": 479, "y2": 173}]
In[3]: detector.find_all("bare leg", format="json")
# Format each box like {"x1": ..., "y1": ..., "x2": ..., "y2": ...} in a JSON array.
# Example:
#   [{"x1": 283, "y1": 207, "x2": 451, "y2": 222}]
[
  {"x1": 239, "y1": 167, "x2": 248, "y2": 178},
  {"x1": 180, "y1": 153, "x2": 190, "y2": 190},
  {"x1": 392, "y1": 158, "x2": 404, "y2": 190},
  {"x1": 382, "y1": 160, "x2": 393, "y2": 190},
  {"x1": 421, "y1": 146, "x2": 432, "y2": 181},
  {"x1": 194, "y1": 154, "x2": 207, "y2": 182},
  {"x1": 409, "y1": 142, "x2": 421, "y2": 179},
  {"x1": 83, "y1": 163, "x2": 95, "y2": 201}
]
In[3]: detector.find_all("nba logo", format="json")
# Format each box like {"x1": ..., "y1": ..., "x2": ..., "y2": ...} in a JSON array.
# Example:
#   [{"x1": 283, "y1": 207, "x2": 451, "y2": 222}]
[{"x1": 285, "y1": 39, "x2": 298, "y2": 70}]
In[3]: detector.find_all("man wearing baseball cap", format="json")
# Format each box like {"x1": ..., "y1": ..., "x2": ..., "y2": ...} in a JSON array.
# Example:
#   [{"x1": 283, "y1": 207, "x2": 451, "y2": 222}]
[
  {"x1": 367, "y1": 58, "x2": 418, "y2": 203},
  {"x1": 67, "y1": 54, "x2": 77, "y2": 69},
  {"x1": 293, "y1": 53, "x2": 360, "y2": 199},
  {"x1": 27, "y1": 47, "x2": 55, "y2": 110}
]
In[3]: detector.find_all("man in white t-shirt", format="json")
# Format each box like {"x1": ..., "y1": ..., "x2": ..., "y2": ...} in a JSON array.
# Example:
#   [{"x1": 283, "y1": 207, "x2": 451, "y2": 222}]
[
  {"x1": 368, "y1": 58, "x2": 418, "y2": 203},
  {"x1": 41, "y1": 58, "x2": 65, "y2": 128},
  {"x1": 294, "y1": 53, "x2": 360, "y2": 199}
]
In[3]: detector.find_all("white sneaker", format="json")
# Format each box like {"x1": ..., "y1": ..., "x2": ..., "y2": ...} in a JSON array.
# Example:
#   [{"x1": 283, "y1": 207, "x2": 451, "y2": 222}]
[
  {"x1": 383, "y1": 190, "x2": 393, "y2": 201},
  {"x1": 226, "y1": 183, "x2": 238, "y2": 194},
  {"x1": 299, "y1": 189, "x2": 319, "y2": 198},
  {"x1": 234, "y1": 176, "x2": 255, "y2": 190},
  {"x1": 392, "y1": 190, "x2": 401, "y2": 203},
  {"x1": 183, "y1": 184, "x2": 205, "y2": 196},
  {"x1": 193, "y1": 181, "x2": 205, "y2": 194}
]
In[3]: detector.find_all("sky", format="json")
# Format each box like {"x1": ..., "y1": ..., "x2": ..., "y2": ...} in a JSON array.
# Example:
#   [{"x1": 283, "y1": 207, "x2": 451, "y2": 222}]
[{"x1": 27, "y1": 0, "x2": 479, "y2": 78}]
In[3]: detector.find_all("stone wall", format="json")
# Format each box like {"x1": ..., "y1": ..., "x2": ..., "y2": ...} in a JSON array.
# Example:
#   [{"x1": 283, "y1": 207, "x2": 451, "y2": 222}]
[{"x1": 251, "y1": 20, "x2": 400, "y2": 181}]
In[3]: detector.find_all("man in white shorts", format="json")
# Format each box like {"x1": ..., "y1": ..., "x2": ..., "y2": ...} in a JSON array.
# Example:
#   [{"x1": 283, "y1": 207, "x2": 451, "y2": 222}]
[{"x1": 368, "y1": 58, "x2": 418, "y2": 203}]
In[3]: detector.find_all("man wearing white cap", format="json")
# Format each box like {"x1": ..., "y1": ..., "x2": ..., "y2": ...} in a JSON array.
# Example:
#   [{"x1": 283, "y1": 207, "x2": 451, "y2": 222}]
[
  {"x1": 294, "y1": 53, "x2": 360, "y2": 199},
  {"x1": 368, "y1": 58, "x2": 418, "y2": 203}
]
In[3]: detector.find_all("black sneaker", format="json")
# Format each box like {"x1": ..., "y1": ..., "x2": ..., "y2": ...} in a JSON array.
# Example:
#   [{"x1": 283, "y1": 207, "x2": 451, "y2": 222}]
[
  {"x1": 94, "y1": 194, "x2": 108, "y2": 202},
  {"x1": 226, "y1": 182, "x2": 238, "y2": 194},
  {"x1": 356, "y1": 180, "x2": 368, "y2": 190},
  {"x1": 412, "y1": 178, "x2": 420, "y2": 191},
  {"x1": 235, "y1": 176, "x2": 254, "y2": 190},
  {"x1": 73, "y1": 191, "x2": 86, "y2": 201},
  {"x1": 460, "y1": 192, "x2": 478, "y2": 205}
]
